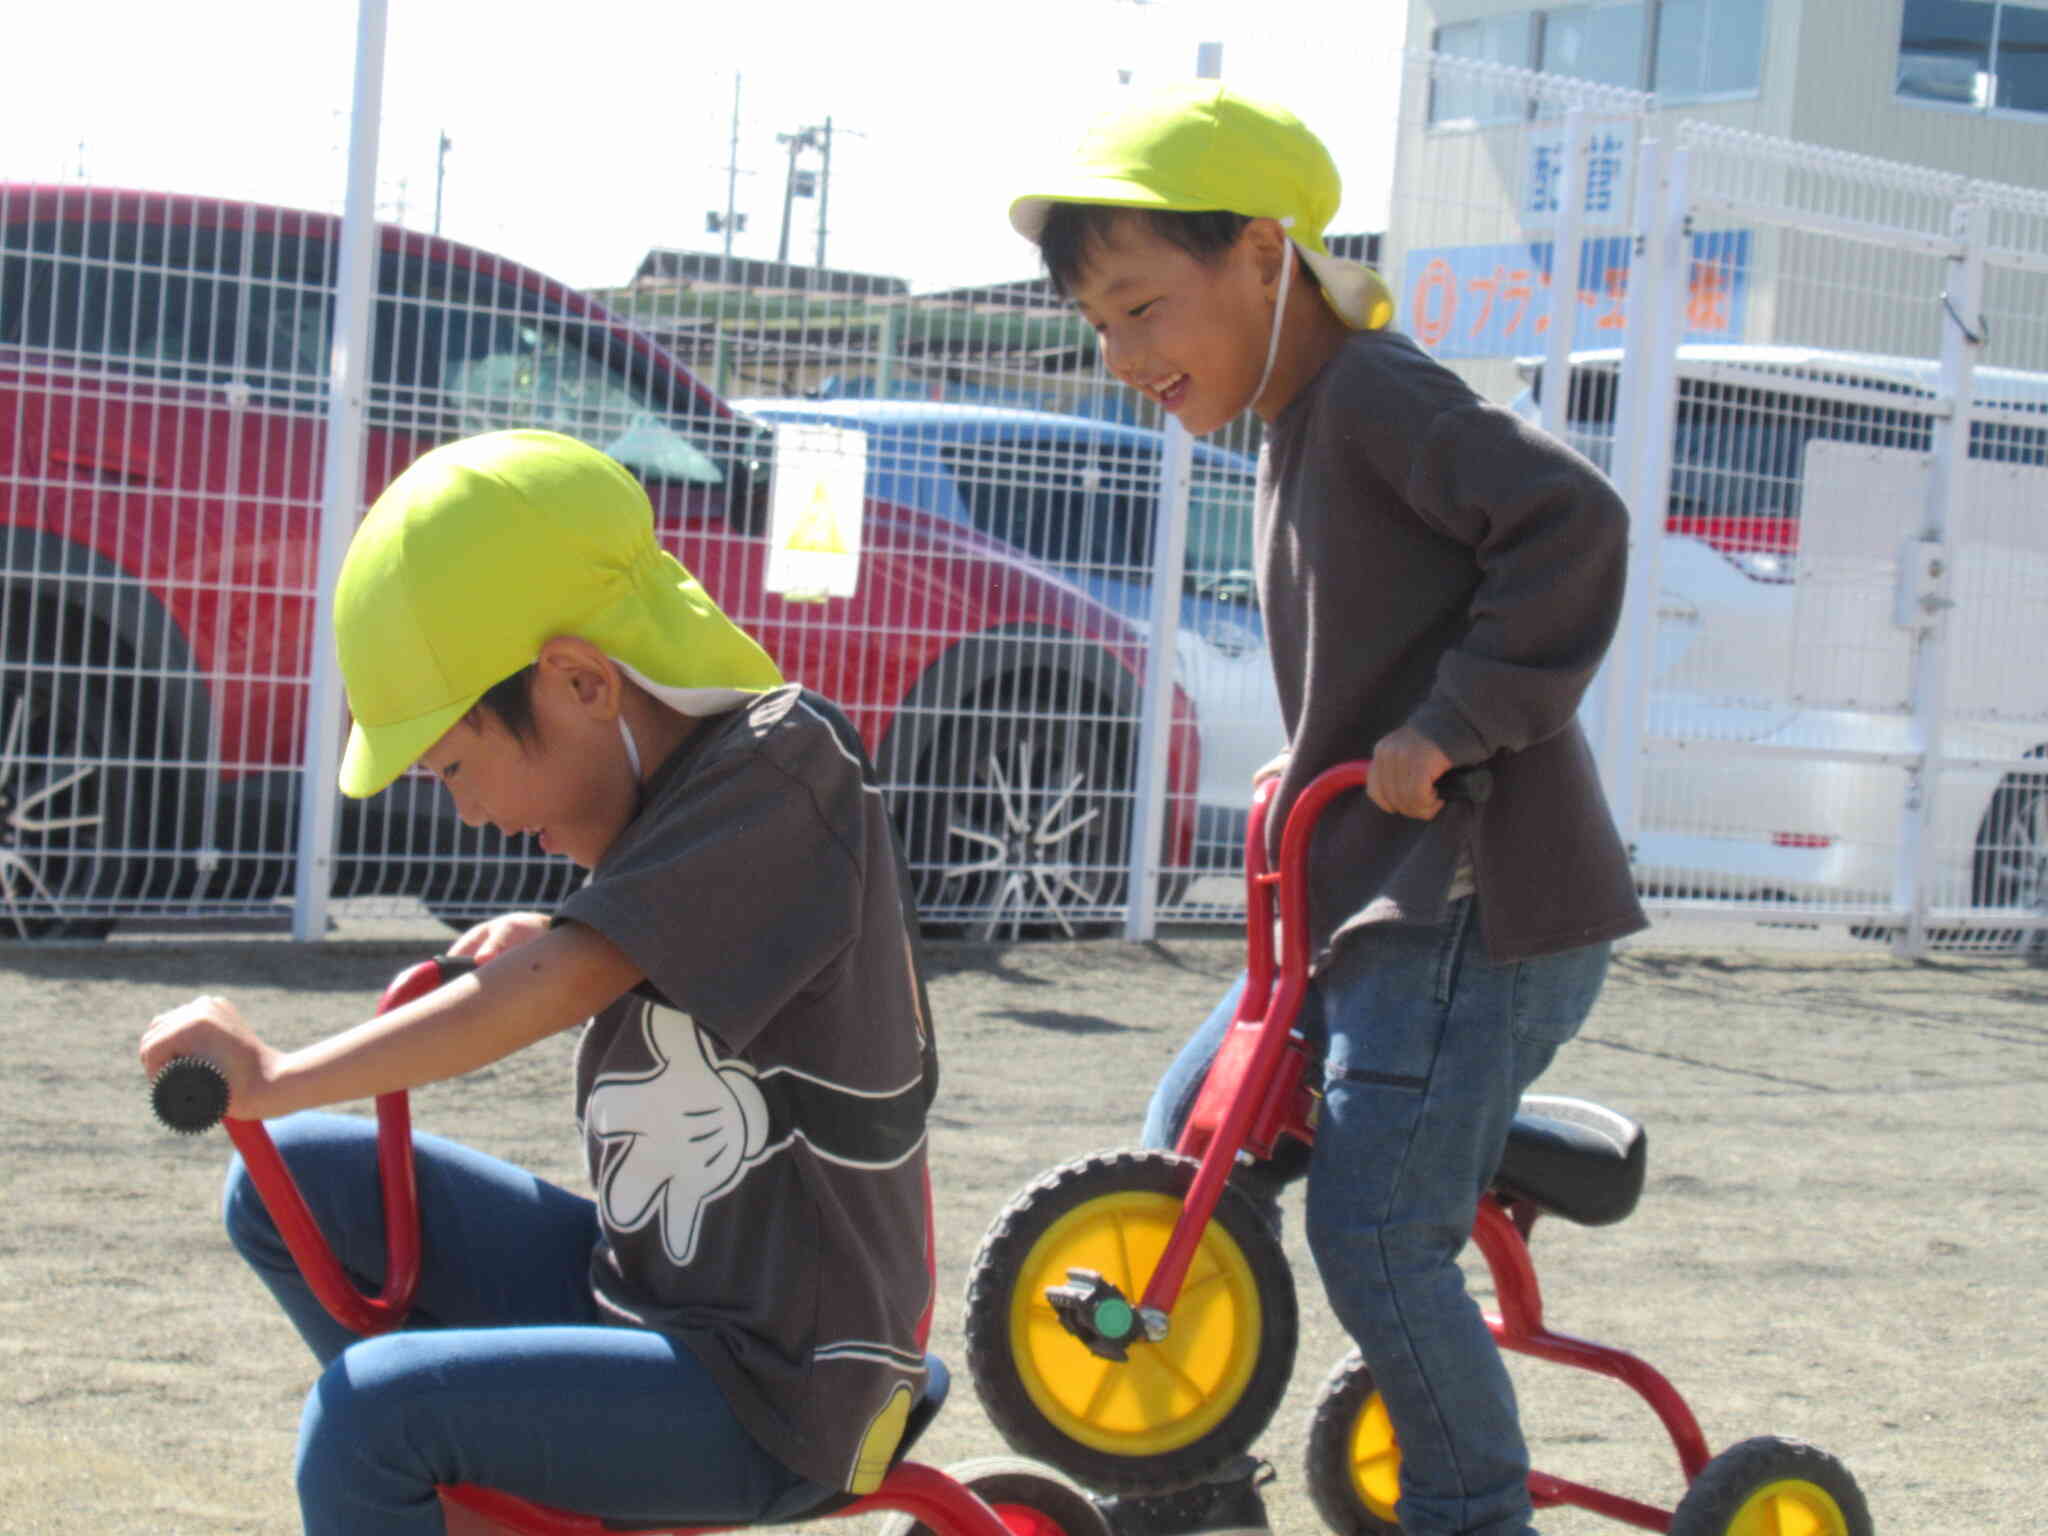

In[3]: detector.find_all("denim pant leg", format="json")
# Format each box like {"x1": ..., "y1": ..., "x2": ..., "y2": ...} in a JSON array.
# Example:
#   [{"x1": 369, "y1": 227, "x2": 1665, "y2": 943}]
[
  {"x1": 221, "y1": 1113, "x2": 829, "y2": 1536},
  {"x1": 1301, "y1": 902, "x2": 1609, "y2": 1536},
  {"x1": 222, "y1": 1112, "x2": 602, "y2": 1365},
  {"x1": 1140, "y1": 971, "x2": 1248, "y2": 1151}
]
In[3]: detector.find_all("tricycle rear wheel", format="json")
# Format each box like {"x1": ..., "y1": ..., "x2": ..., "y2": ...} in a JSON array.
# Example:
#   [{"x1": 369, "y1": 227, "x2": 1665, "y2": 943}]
[
  {"x1": 1303, "y1": 1349, "x2": 1403, "y2": 1534},
  {"x1": 1668, "y1": 1435, "x2": 1872, "y2": 1536}
]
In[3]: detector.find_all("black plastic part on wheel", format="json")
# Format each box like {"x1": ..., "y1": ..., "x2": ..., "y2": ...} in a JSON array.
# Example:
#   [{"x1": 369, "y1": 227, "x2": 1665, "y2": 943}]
[
  {"x1": 152, "y1": 1057, "x2": 229, "y2": 1135},
  {"x1": 1667, "y1": 1436, "x2": 1873, "y2": 1536},
  {"x1": 874, "y1": 1456, "x2": 1115, "y2": 1536},
  {"x1": 964, "y1": 1149, "x2": 1298, "y2": 1496},
  {"x1": 1304, "y1": 1350, "x2": 1402, "y2": 1536}
]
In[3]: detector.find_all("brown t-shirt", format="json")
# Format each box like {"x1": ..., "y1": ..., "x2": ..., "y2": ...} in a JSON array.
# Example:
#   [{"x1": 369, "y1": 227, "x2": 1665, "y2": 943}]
[
  {"x1": 559, "y1": 686, "x2": 935, "y2": 1493},
  {"x1": 1258, "y1": 327, "x2": 1647, "y2": 963}
]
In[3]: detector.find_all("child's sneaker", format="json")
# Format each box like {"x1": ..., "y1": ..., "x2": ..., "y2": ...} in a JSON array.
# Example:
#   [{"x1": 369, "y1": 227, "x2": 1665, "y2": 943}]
[{"x1": 1092, "y1": 1456, "x2": 1276, "y2": 1536}]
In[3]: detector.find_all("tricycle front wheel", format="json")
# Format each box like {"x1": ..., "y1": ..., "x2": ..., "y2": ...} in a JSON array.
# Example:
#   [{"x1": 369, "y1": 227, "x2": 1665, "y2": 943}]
[{"x1": 964, "y1": 1150, "x2": 1296, "y2": 1495}]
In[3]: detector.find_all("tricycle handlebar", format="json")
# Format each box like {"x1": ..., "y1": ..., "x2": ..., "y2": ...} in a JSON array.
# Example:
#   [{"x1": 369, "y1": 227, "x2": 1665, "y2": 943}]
[{"x1": 146, "y1": 953, "x2": 477, "y2": 1336}]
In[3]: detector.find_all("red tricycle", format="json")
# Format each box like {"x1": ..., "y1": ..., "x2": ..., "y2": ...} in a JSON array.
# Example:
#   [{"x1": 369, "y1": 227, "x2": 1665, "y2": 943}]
[
  {"x1": 958, "y1": 762, "x2": 1872, "y2": 1535},
  {"x1": 151, "y1": 955, "x2": 1108, "y2": 1536}
]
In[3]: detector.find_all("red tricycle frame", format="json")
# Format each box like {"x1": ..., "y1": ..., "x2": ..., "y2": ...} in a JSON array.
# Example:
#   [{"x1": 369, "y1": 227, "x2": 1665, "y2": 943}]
[
  {"x1": 1137, "y1": 764, "x2": 1712, "y2": 1531},
  {"x1": 208, "y1": 957, "x2": 1014, "y2": 1536}
]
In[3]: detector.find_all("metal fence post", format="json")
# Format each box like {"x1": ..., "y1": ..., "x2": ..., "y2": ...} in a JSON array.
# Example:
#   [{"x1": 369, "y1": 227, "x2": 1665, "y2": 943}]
[
  {"x1": 1596, "y1": 136, "x2": 1682, "y2": 849},
  {"x1": 1124, "y1": 415, "x2": 1194, "y2": 939},
  {"x1": 1895, "y1": 196, "x2": 1987, "y2": 957},
  {"x1": 1538, "y1": 107, "x2": 1588, "y2": 447},
  {"x1": 291, "y1": 0, "x2": 388, "y2": 942}
]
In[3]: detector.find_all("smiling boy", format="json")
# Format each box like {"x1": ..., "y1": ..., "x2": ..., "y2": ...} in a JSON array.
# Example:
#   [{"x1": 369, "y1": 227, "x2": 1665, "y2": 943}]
[{"x1": 1012, "y1": 83, "x2": 1646, "y2": 1536}]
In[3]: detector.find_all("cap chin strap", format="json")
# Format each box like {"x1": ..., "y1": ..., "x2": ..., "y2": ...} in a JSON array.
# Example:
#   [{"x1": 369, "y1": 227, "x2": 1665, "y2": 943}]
[
  {"x1": 1242, "y1": 216, "x2": 1296, "y2": 420},
  {"x1": 619, "y1": 716, "x2": 643, "y2": 783}
]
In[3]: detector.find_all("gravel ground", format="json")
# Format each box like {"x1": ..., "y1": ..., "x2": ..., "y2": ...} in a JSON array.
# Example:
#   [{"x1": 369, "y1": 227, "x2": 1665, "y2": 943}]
[{"x1": 2, "y1": 919, "x2": 2042, "y2": 1533}]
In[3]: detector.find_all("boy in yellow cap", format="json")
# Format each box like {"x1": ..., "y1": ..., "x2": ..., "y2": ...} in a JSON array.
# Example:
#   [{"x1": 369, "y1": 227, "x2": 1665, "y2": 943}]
[
  {"x1": 1012, "y1": 83, "x2": 1645, "y2": 1536},
  {"x1": 140, "y1": 430, "x2": 938, "y2": 1535}
]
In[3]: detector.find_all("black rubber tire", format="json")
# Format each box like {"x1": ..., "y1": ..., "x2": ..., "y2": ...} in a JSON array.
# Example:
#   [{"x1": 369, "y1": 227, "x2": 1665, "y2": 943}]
[
  {"x1": 1668, "y1": 1436, "x2": 1872, "y2": 1536},
  {"x1": 0, "y1": 657, "x2": 128, "y2": 938},
  {"x1": 1303, "y1": 1351, "x2": 1403, "y2": 1535},
  {"x1": 1966, "y1": 756, "x2": 2048, "y2": 950},
  {"x1": 898, "y1": 675, "x2": 1133, "y2": 939},
  {"x1": 964, "y1": 1149, "x2": 1297, "y2": 1495},
  {"x1": 874, "y1": 1456, "x2": 1114, "y2": 1536}
]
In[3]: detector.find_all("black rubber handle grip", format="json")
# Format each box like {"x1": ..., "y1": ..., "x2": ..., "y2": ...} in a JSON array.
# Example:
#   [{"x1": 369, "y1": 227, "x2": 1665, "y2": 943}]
[
  {"x1": 147, "y1": 955, "x2": 479, "y2": 1138},
  {"x1": 1438, "y1": 765, "x2": 1493, "y2": 805},
  {"x1": 153, "y1": 1057, "x2": 230, "y2": 1135}
]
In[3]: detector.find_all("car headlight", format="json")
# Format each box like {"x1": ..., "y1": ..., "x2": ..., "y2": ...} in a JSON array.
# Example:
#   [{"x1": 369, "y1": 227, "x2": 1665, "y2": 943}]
[{"x1": 1722, "y1": 548, "x2": 1796, "y2": 584}]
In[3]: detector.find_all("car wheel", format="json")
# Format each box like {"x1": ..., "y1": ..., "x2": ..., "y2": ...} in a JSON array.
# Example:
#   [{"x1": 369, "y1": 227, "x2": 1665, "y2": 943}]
[
  {"x1": 902, "y1": 676, "x2": 1134, "y2": 940},
  {"x1": 0, "y1": 659, "x2": 127, "y2": 939},
  {"x1": 1969, "y1": 755, "x2": 2047, "y2": 952}
]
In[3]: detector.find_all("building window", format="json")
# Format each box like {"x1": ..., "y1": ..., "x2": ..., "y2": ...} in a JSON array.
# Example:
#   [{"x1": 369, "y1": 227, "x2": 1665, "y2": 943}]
[
  {"x1": 1431, "y1": 14, "x2": 1540, "y2": 124},
  {"x1": 1542, "y1": 3, "x2": 1647, "y2": 91},
  {"x1": 1898, "y1": 0, "x2": 2048, "y2": 114},
  {"x1": 1428, "y1": 2, "x2": 1765, "y2": 127},
  {"x1": 1654, "y1": 0, "x2": 1769, "y2": 101}
]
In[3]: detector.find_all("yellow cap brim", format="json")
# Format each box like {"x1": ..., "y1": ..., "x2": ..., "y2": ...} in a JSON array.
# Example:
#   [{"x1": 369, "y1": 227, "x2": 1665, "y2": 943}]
[{"x1": 338, "y1": 694, "x2": 478, "y2": 799}]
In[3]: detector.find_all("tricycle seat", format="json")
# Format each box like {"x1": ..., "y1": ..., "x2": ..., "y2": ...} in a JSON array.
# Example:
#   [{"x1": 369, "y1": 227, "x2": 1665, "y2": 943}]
[{"x1": 1491, "y1": 1096, "x2": 1645, "y2": 1228}]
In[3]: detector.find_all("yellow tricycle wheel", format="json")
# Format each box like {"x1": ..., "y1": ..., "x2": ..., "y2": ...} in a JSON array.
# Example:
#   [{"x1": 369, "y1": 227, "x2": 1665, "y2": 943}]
[
  {"x1": 1669, "y1": 1436, "x2": 1872, "y2": 1536},
  {"x1": 1304, "y1": 1350, "x2": 1403, "y2": 1534},
  {"x1": 965, "y1": 1150, "x2": 1296, "y2": 1494}
]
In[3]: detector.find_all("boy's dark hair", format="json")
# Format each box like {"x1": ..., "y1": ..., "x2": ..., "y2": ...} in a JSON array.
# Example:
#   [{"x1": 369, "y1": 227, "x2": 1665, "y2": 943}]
[
  {"x1": 471, "y1": 664, "x2": 540, "y2": 743},
  {"x1": 1037, "y1": 204, "x2": 1251, "y2": 295}
]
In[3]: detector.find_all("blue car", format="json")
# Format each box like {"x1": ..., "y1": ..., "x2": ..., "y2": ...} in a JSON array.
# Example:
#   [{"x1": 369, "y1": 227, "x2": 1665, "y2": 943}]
[{"x1": 733, "y1": 398, "x2": 1286, "y2": 864}]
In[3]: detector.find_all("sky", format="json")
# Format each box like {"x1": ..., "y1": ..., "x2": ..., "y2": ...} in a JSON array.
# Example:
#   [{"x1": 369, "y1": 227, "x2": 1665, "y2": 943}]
[{"x1": 7, "y1": 0, "x2": 1413, "y2": 293}]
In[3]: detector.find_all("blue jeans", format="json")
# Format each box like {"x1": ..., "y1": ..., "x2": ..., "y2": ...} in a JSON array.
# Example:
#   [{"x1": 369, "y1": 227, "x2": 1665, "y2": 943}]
[
  {"x1": 222, "y1": 1113, "x2": 832, "y2": 1536},
  {"x1": 1144, "y1": 900, "x2": 1610, "y2": 1536}
]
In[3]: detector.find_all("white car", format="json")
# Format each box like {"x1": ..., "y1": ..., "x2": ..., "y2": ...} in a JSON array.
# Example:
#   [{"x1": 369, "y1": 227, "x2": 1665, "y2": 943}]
[{"x1": 1515, "y1": 344, "x2": 2048, "y2": 936}]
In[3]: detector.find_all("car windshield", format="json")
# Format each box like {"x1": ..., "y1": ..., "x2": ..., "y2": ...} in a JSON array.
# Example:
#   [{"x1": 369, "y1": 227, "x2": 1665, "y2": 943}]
[
  {"x1": 1566, "y1": 374, "x2": 1943, "y2": 521},
  {"x1": 936, "y1": 432, "x2": 1255, "y2": 591},
  {"x1": 438, "y1": 323, "x2": 724, "y2": 485},
  {"x1": 1185, "y1": 470, "x2": 1257, "y2": 599}
]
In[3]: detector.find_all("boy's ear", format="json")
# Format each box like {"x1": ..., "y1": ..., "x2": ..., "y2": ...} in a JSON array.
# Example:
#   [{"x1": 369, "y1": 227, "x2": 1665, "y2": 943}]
[
  {"x1": 1242, "y1": 217, "x2": 1292, "y2": 295},
  {"x1": 534, "y1": 635, "x2": 622, "y2": 717}
]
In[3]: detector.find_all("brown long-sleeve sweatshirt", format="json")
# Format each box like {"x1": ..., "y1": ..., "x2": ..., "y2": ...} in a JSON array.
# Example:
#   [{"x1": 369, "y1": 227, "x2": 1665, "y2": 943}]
[{"x1": 1257, "y1": 326, "x2": 1648, "y2": 964}]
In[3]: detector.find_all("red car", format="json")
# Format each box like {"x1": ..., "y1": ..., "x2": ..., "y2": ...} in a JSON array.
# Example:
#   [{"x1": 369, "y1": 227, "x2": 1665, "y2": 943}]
[{"x1": 0, "y1": 185, "x2": 1196, "y2": 938}]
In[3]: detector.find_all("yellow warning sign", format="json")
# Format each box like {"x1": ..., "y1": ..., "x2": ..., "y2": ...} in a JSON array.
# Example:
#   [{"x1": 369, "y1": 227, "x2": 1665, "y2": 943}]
[
  {"x1": 765, "y1": 422, "x2": 866, "y2": 600},
  {"x1": 786, "y1": 478, "x2": 851, "y2": 555}
]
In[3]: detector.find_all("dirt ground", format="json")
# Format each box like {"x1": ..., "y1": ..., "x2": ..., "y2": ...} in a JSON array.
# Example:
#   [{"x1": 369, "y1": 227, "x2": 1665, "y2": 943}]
[{"x1": 2, "y1": 922, "x2": 2044, "y2": 1534}]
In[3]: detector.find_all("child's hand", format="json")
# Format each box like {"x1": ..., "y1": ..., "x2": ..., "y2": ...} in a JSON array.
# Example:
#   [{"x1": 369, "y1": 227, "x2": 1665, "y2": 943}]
[
  {"x1": 139, "y1": 995, "x2": 283, "y2": 1121},
  {"x1": 445, "y1": 911, "x2": 553, "y2": 964},
  {"x1": 1369, "y1": 726, "x2": 1455, "y2": 820},
  {"x1": 1252, "y1": 751, "x2": 1290, "y2": 787}
]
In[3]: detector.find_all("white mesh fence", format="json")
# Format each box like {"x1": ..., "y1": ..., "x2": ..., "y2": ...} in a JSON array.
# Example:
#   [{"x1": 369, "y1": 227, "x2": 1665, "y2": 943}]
[
  {"x1": 1392, "y1": 53, "x2": 2048, "y2": 957},
  {"x1": 6, "y1": 47, "x2": 2045, "y2": 954}
]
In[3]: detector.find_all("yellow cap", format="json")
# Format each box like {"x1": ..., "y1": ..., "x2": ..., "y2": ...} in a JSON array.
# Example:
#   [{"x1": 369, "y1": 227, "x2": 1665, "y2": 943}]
[
  {"x1": 1011, "y1": 80, "x2": 1393, "y2": 332},
  {"x1": 334, "y1": 430, "x2": 782, "y2": 797}
]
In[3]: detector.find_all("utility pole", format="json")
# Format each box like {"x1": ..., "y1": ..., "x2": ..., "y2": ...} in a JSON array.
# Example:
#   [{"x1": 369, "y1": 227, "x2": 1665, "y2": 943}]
[
  {"x1": 775, "y1": 125, "x2": 816, "y2": 266},
  {"x1": 721, "y1": 74, "x2": 742, "y2": 267},
  {"x1": 814, "y1": 116, "x2": 833, "y2": 270},
  {"x1": 433, "y1": 131, "x2": 452, "y2": 234},
  {"x1": 776, "y1": 119, "x2": 851, "y2": 270}
]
